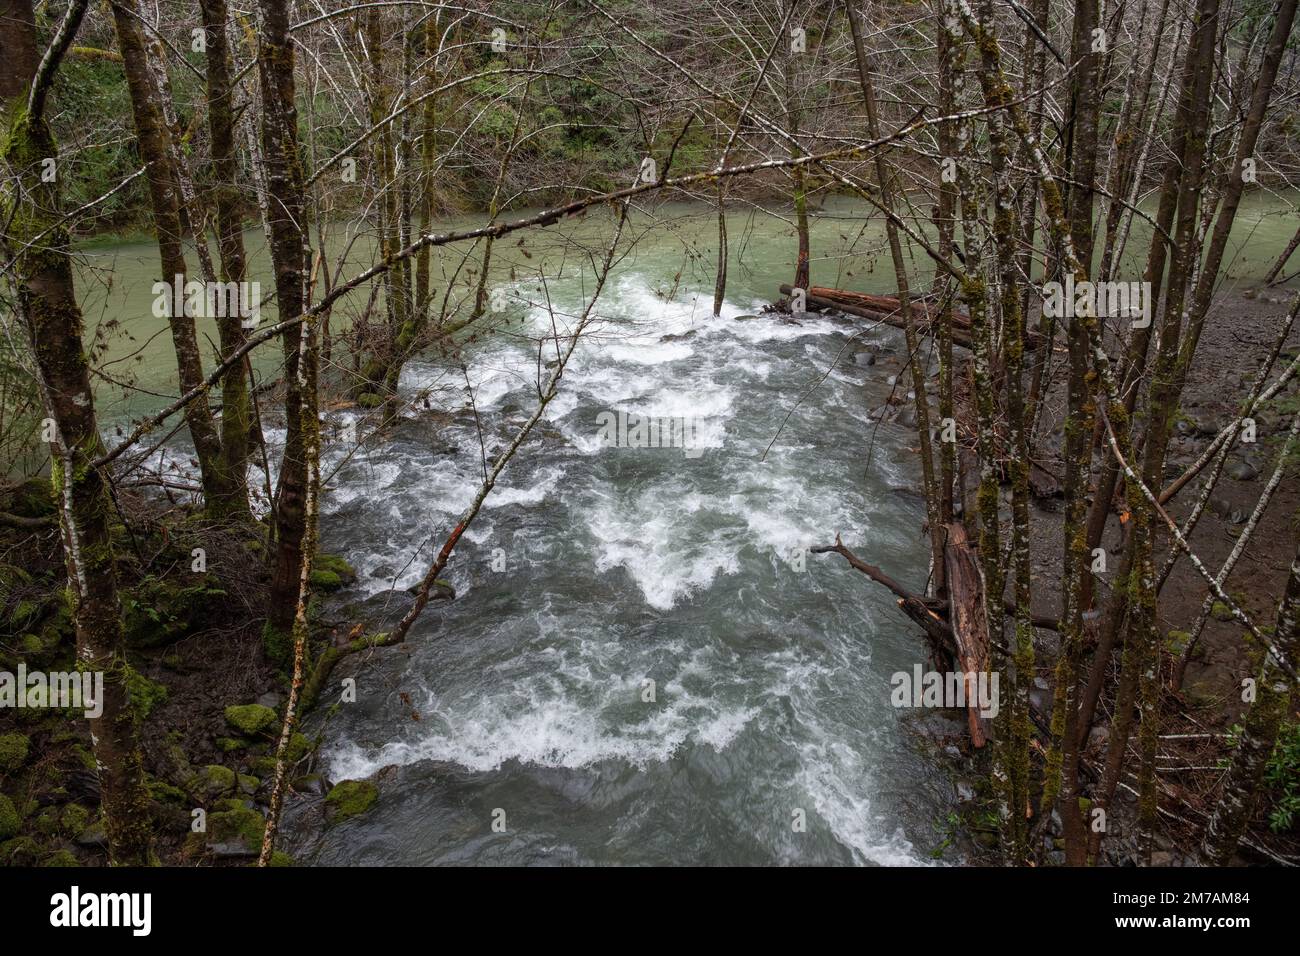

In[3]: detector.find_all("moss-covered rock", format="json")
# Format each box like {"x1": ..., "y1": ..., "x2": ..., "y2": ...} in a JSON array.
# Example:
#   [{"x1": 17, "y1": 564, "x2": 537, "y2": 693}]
[
  {"x1": 192, "y1": 764, "x2": 236, "y2": 799},
  {"x1": 1211, "y1": 601, "x2": 1234, "y2": 622},
  {"x1": 224, "y1": 703, "x2": 277, "y2": 736},
  {"x1": 324, "y1": 779, "x2": 377, "y2": 824},
  {"x1": 7, "y1": 477, "x2": 55, "y2": 518},
  {"x1": 0, "y1": 794, "x2": 20, "y2": 840},
  {"x1": 0, "y1": 733, "x2": 30, "y2": 773},
  {"x1": 122, "y1": 577, "x2": 229, "y2": 648},
  {"x1": 268, "y1": 850, "x2": 294, "y2": 867},
  {"x1": 125, "y1": 668, "x2": 168, "y2": 719},
  {"x1": 356, "y1": 391, "x2": 384, "y2": 409},
  {"x1": 0, "y1": 835, "x2": 40, "y2": 865},
  {"x1": 41, "y1": 848, "x2": 80, "y2": 867},
  {"x1": 60, "y1": 803, "x2": 89, "y2": 837},
  {"x1": 206, "y1": 807, "x2": 265, "y2": 854},
  {"x1": 147, "y1": 779, "x2": 186, "y2": 805},
  {"x1": 34, "y1": 807, "x2": 60, "y2": 837},
  {"x1": 310, "y1": 553, "x2": 357, "y2": 592}
]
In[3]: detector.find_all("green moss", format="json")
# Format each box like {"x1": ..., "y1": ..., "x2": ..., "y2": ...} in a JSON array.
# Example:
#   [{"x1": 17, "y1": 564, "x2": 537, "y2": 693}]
[
  {"x1": 70, "y1": 743, "x2": 96, "y2": 771},
  {"x1": 60, "y1": 803, "x2": 89, "y2": 836},
  {"x1": 357, "y1": 391, "x2": 384, "y2": 409},
  {"x1": 0, "y1": 836, "x2": 40, "y2": 865},
  {"x1": 268, "y1": 850, "x2": 294, "y2": 867},
  {"x1": 35, "y1": 807, "x2": 60, "y2": 836},
  {"x1": 148, "y1": 779, "x2": 186, "y2": 804},
  {"x1": 125, "y1": 668, "x2": 168, "y2": 720},
  {"x1": 224, "y1": 703, "x2": 277, "y2": 736},
  {"x1": 215, "y1": 736, "x2": 246, "y2": 753},
  {"x1": 324, "y1": 779, "x2": 378, "y2": 824},
  {"x1": 41, "y1": 849, "x2": 80, "y2": 867},
  {"x1": 207, "y1": 807, "x2": 265, "y2": 853},
  {"x1": 192, "y1": 764, "x2": 236, "y2": 798},
  {"x1": 0, "y1": 733, "x2": 30, "y2": 773},
  {"x1": 309, "y1": 568, "x2": 342, "y2": 590},
  {"x1": 262, "y1": 622, "x2": 292, "y2": 669},
  {"x1": 8, "y1": 600, "x2": 41, "y2": 629},
  {"x1": 310, "y1": 553, "x2": 356, "y2": 592},
  {"x1": 287, "y1": 732, "x2": 312, "y2": 763},
  {"x1": 0, "y1": 794, "x2": 19, "y2": 840},
  {"x1": 122, "y1": 577, "x2": 228, "y2": 648},
  {"x1": 1211, "y1": 601, "x2": 1234, "y2": 622}
]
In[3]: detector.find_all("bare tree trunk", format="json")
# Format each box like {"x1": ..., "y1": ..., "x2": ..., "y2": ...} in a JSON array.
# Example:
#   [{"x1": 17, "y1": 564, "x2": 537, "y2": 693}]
[
  {"x1": 257, "y1": 0, "x2": 312, "y2": 653},
  {"x1": 848, "y1": 5, "x2": 944, "y2": 592}
]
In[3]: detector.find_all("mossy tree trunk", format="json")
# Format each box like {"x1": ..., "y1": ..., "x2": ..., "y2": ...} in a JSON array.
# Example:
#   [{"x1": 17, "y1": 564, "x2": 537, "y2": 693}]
[
  {"x1": 257, "y1": 0, "x2": 313, "y2": 650},
  {"x1": 1, "y1": 0, "x2": 153, "y2": 865},
  {"x1": 200, "y1": 0, "x2": 257, "y2": 518}
]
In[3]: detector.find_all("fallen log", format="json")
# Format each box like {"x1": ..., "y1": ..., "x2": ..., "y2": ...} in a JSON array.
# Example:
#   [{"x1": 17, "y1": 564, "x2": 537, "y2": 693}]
[
  {"x1": 781, "y1": 284, "x2": 1045, "y2": 351},
  {"x1": 779, "y1": 284, "x2": 978, "y2": 349},
  {"x1": 942, "y1": 523, "x2": 991, "y2": 747}
]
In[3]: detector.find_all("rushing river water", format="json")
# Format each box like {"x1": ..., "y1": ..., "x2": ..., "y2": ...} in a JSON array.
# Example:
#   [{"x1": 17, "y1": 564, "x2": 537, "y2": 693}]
[{"x1": 76, "y1": 193, "x2": 1298, "y2": 865}]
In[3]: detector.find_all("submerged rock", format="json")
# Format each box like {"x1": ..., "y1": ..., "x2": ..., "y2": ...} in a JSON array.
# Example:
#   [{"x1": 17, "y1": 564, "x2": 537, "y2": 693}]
[{"x1": 325, "y1": 780, "x2": 378, "y2": 824}]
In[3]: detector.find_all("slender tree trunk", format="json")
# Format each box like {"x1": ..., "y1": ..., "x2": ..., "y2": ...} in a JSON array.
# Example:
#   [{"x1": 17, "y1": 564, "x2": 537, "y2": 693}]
[
  {"x1": 1264, "y1": 223, "x2": 1300, "y2": 285},
  {"x1": 257, "y1": 0, "x2": 312, "y2": 652},
  {"x1": 848, "y1": 5, "x2": 944, "y2": 592}
]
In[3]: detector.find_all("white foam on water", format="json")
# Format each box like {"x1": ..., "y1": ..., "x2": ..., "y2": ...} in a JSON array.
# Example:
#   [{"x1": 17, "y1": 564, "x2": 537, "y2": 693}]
[
  {"x1": 325, "y1": 674, "x2": 758, "y2": 778},
  {"x1": 585, "y1": 487, "x2": 741, "y2": 610}
]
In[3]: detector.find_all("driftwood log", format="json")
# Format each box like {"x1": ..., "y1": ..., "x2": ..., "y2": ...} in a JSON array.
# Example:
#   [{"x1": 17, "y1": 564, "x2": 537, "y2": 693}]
[
  {"x1": 942, "y1": 523, "x2": 991, "y2": 746},
  {"x1": 778, "y1": 284, "x2": 1046, "y2": 352}
]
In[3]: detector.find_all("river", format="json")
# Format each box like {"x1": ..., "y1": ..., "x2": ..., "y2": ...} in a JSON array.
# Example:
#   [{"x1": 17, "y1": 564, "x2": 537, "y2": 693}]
[{"x1": 76, "y1": 193, "x2": 1298, "y2": 865}]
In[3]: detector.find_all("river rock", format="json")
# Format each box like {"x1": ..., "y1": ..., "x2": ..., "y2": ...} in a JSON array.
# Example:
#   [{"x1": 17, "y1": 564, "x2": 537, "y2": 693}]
[
  {"x1": 1209, "y1": 497, "x2": 1248, "y2": 524},
  {"x1": 1225, "y1": 459, "x2": 1259, "y2": 481}
]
